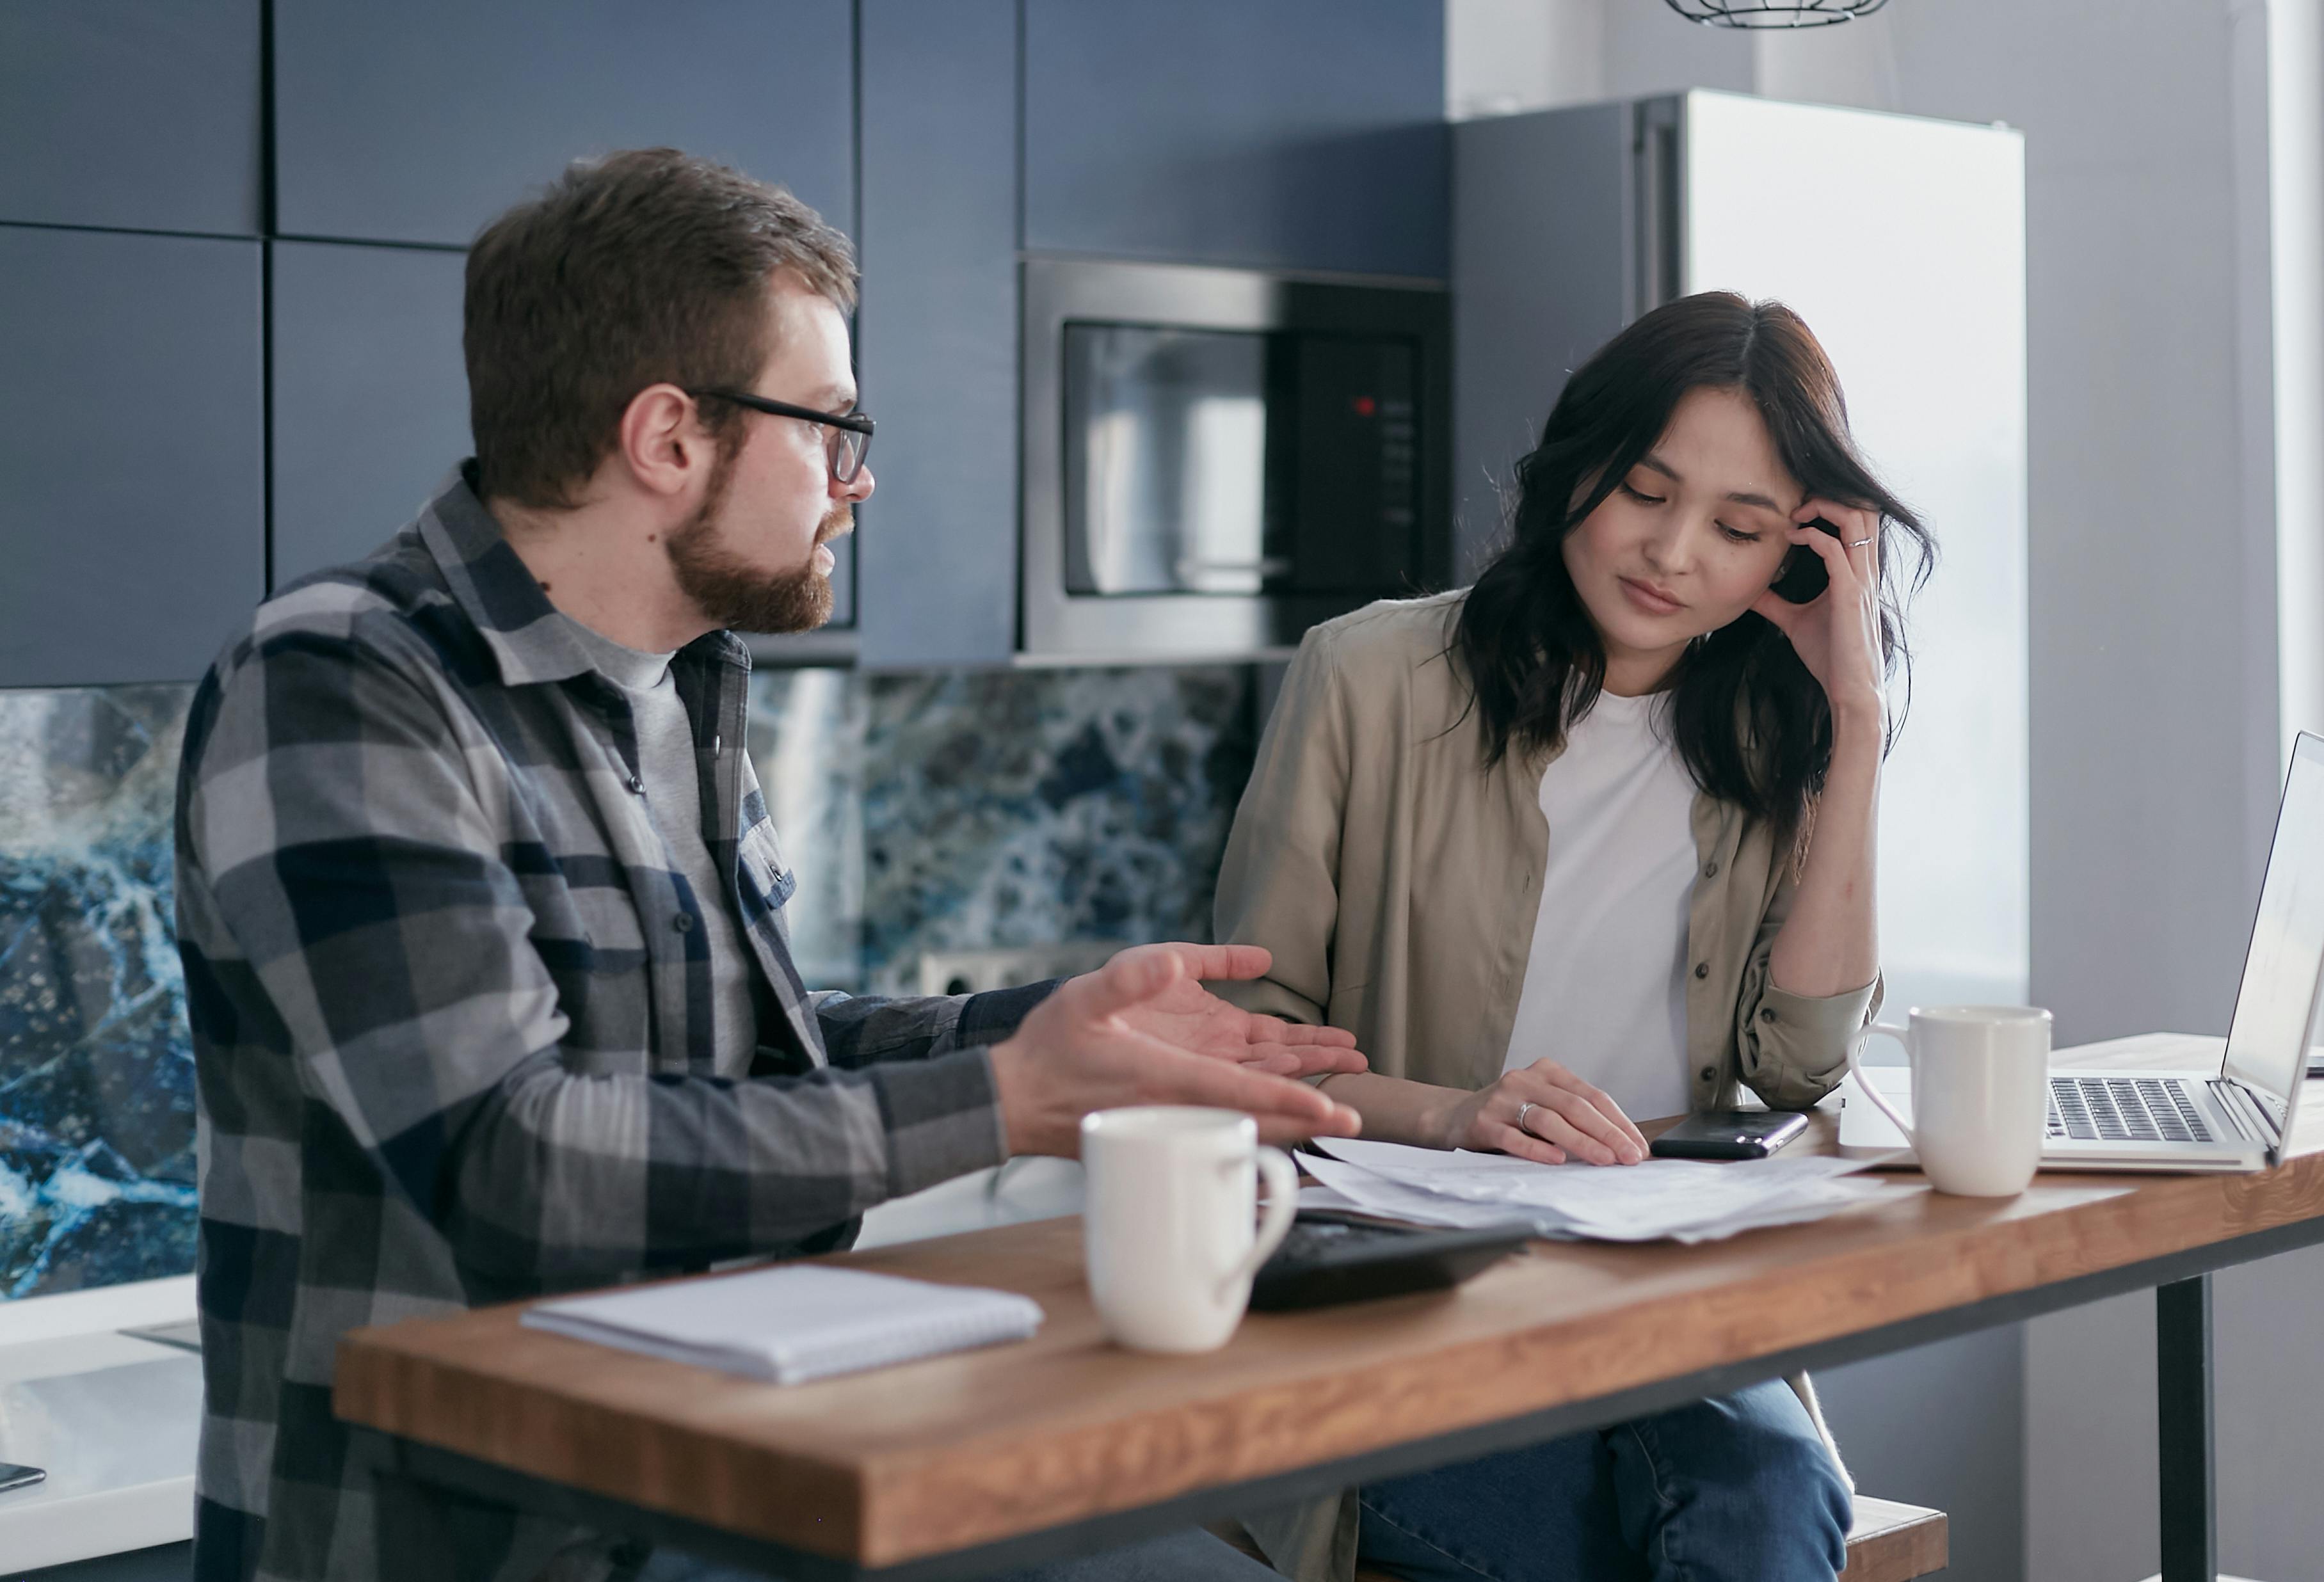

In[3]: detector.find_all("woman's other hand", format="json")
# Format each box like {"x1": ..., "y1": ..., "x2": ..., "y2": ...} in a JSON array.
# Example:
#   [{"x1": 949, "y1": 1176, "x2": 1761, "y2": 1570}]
[
  {"x1": 1751, "y1": 499, "x2": 1886, "y2": 731},
  {"x1": 1433, "y1": 1059, "x2": 1648, "y2": 1165}
]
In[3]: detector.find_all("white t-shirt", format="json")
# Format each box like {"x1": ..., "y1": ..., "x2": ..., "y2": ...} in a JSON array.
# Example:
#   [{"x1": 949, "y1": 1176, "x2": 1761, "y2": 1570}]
[{"x1": 1500, "y1": 689, "x2": 1699, "y2": 1123}]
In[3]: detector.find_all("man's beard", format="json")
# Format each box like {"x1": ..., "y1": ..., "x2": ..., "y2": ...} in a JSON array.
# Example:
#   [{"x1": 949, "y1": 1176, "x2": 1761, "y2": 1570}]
[{"x1": 664, "y1": 456, "x2": 846, "y2": 635}]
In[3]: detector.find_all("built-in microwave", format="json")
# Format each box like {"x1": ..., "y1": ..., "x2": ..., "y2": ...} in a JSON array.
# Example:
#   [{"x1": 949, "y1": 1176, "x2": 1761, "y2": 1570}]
[{"x1": 1020, "y1": 257, "x2": 1451, "y2": 662}]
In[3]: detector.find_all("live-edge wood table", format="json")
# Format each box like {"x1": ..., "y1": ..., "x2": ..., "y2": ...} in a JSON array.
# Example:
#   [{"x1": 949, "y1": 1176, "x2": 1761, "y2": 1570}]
[{"x1": 337, "y1": 1040, "x2": 2324, "y2": 1582}]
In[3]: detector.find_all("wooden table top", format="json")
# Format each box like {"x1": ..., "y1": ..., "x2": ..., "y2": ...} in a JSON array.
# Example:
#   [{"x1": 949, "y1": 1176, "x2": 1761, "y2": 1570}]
[{"x1": 334, "y1": 1037, "x2": 2324, "y2": 1568}]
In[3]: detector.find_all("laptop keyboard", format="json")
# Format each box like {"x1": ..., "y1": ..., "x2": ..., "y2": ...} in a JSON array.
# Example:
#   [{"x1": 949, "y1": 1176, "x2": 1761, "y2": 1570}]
[{"x1": 2047, "y1": 1075, "x2": 2215, "y2": 1144}]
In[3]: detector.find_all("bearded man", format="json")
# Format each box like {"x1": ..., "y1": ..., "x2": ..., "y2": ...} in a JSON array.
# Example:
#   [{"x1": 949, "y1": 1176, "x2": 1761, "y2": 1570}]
[{"x1": 175, "y1": 148, "x2": 1360, "y2": 1582}]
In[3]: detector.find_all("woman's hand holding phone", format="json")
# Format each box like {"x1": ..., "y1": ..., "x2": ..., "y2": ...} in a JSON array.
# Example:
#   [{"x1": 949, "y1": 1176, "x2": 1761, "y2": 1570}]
[
  {"x1": 1432, "y1": 1058, "x2": 1649, "y2": 1166},
  {"x1": 1751, "y1": 499, "x2": 1887, "y2": 731}
]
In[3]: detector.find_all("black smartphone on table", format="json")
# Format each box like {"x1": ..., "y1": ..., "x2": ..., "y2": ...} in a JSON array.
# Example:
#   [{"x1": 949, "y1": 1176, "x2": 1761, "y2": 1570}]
[
  {"x1": 1770, "y1": 516, "x2": 1846, "y2": 603},
  {"x1": 1648, "y1": 1110, "x2": 1810, "y2": 1161},
  {"x1": 0, "y1": 1462, "x2": 45, "y2": 1494}
]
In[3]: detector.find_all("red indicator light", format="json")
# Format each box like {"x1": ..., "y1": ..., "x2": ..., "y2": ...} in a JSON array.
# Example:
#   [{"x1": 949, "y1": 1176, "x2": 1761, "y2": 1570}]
[{"x1": 1353, "y1": 396, "x2": 1377, "y2": 417}]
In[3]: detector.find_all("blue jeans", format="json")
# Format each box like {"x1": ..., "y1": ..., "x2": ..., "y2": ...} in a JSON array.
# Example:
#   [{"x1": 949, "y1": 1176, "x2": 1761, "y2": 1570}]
[{"x1": 1356, "y1": 1381, "x2": 1852, "y2": 1582}]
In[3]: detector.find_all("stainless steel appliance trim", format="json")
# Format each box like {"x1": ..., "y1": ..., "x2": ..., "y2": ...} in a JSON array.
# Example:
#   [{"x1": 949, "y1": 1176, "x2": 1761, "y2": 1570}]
[{"x1": 1634, "y1": 97, "x2": 1685, "y2": 314}]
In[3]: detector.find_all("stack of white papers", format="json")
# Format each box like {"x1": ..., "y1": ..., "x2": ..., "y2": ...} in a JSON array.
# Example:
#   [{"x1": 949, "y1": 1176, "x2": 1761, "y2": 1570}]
[
  {"x1": 1300, "y1": 1136, "x2": 1890, "y2": 1245},
  {"x1": 522, "y1": 1264, "x2": 1045, "y2": 1384}
]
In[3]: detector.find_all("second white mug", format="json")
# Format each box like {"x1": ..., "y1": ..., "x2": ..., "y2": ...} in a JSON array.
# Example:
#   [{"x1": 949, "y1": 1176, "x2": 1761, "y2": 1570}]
[
  {"x1": 1845, "y1": 1004, "x2": 2052, "y2": 1197},
  {"x1": 1081, "y1": 1106, "x2": 1297, "y2": 1354}
]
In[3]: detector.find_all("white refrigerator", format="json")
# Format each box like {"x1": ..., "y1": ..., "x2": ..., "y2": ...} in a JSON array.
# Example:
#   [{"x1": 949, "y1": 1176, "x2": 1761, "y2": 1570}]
[{"x1": 1454, "y1": 90, "x2": 2028, "y2": 1018}]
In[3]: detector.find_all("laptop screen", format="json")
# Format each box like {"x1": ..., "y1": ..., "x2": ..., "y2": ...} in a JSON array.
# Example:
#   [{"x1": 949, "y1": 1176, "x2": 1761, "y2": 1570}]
[{"x1": 2221, "y1": 732, "x2": 2324, "y2": 1119}]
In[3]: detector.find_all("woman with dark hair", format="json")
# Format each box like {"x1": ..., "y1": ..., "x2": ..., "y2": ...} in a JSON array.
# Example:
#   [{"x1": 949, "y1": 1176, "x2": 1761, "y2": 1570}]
[{"x1": 1215, "y1": 291, "x2": 1933, "y2": 1582}]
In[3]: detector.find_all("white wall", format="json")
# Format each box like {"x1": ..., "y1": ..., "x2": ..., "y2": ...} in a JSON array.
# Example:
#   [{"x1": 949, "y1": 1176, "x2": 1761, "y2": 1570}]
[
  {"x1": 2269, "y1": 0, "x2": 2324, "y2": 756},
  {"x1": 1445, "y1": 0, "x2": 1602, "y2": 116},
  {"x1": 1446, "y1": 1, "x2": 2317, "y2": 1576}
]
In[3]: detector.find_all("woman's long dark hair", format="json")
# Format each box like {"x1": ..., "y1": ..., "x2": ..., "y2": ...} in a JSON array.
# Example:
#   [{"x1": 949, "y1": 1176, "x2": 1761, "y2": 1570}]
[{"x1": 1452, "y1": 291, "x2": 1934, "y2": 831}]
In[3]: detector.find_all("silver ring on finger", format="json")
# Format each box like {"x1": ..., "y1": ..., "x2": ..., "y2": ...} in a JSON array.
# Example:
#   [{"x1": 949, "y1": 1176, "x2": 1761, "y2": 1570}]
[
  {"x1": 1514, "y1": 1100, "x2": 1537, "y2": 1135},
  {"x1": 1848, "y1": 537, "x2": 1873, "y2": 548}
]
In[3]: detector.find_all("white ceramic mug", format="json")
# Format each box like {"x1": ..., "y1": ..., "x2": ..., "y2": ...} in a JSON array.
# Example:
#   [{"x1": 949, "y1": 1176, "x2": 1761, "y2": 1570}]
[
  {"x1": 1080, "y1": 1106, "x2": 1299, "y2": 1354},
  {"x1": 1845, "y1": 1005, "x2": 2052, "y2": 1197}
]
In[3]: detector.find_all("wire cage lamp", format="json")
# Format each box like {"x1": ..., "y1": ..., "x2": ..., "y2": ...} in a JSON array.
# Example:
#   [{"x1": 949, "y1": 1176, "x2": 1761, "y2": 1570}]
[{"x1": 1662, "y1": 0, "x2": 1889, "y2": 26}]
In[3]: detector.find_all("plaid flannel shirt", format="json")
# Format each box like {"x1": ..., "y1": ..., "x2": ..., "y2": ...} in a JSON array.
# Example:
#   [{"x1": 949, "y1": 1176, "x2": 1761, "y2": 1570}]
[{"x1": 177, "y1": 468, "x2": 1041, "y2": 1582}]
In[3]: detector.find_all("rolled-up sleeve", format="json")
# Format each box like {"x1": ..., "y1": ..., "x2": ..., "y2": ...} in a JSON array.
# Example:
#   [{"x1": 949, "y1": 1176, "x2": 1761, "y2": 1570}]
[{"x1": 1733, "y1": 868, "x2": 1882, "y2": 1108}]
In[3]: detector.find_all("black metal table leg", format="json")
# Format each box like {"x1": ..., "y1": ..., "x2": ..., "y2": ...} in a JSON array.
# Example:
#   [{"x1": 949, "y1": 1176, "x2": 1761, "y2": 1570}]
[{"x1": 2158, "y1": 1274, "x2": 2217, "y2": 1582}]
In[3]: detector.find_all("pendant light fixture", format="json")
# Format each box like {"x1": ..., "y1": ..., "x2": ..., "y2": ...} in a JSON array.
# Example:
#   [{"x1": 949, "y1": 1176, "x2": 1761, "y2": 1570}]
[{"x1": 1662, "y1": 0, "x2": 1889, "y2": 26}]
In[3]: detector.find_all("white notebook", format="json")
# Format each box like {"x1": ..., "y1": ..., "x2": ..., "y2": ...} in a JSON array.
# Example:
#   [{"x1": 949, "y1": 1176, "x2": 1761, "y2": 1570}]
[{"x1": 522, "y1": 1265, "x2": 1045, "y2": 1385}]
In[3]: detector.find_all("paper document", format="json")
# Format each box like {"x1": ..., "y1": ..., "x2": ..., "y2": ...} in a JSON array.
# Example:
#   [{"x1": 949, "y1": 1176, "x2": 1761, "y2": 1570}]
[
  {"x1": 1301, "y1": 1137, "x2": 1888, "y2": 1245},
  {"x1": 522, "y1": 1264, "x2": 1044, "y2": 1384}
]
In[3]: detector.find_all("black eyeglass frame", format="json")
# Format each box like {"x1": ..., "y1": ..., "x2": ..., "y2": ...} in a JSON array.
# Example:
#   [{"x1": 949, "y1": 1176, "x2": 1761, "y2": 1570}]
[{"x1": 691, "y1": 388, "x2": 876, "y2": 482}]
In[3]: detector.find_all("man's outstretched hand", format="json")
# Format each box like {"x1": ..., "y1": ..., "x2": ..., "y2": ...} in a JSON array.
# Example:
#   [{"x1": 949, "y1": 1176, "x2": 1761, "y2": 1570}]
[
  {"x1": 1113, "y1": 943, "x2": 1367, "y2": 1080},
  {"x1": 988, "y1": 943, "x2": 1365, "y2": 1157}
]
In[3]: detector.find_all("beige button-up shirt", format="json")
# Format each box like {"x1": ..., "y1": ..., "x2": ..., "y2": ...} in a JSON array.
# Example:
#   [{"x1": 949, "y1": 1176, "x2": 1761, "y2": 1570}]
[
  {"x1": 1212, "y1": 591, "x2": 1876, "y2": 1582},
  {"x1": 1216, "y1": 589, "x2": 1879, "y2": 1112}
]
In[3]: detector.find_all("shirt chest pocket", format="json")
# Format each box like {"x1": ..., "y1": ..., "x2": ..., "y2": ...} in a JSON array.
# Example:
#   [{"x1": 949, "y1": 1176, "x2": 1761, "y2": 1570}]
[{"x1": 539, "y1": 883, "x2": 653, "y2": 1060}]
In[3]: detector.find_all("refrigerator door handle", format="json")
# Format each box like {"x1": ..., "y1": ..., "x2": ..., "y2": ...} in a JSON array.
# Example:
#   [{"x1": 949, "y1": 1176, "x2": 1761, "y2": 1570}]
[{"x1": 1634, "y1": 97, "x2": 1685, "y2": 313}]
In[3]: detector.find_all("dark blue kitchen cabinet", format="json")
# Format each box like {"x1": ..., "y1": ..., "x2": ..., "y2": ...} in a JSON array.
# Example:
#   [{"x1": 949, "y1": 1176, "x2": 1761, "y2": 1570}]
[
  {"x1": 272, "y1": 0, "x2": 853, "y2": 250},
  {"x1": 269, "y1": 241, "x2": 471, "y2": 587},
  {"x1": 0, "y1": 225, "x2": 263, "y2": 686},
  {"x1": 0, "y1": 0, "x2": 261, "y2": 236},
  {"x1": 854, "y1": 0, "x2": 1019, "y2": 667},
  {"x1": 1023, "y1": 0, "x2": 1447, "y2": 279}
]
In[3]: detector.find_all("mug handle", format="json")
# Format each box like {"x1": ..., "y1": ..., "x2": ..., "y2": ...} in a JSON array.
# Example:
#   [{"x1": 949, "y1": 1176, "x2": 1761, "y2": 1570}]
[
  {"x1": 1845, "y1": 1023, "x2": 1919, "y2": 1154},
  {"x1": 1220, "y1": 1146, "x2": 1300, "y2": 1299}
]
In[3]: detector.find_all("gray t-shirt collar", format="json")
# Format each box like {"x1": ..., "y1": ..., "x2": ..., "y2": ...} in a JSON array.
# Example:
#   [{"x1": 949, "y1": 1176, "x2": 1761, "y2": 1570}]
[{"x1": 552, "y1": 611, "x2": 677, "y2": 694}]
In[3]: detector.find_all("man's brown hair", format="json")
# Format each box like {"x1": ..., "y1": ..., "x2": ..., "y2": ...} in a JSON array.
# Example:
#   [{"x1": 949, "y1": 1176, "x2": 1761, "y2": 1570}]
[{"x1": 464, "y1": 147, "x2": 858, "y2": 510}]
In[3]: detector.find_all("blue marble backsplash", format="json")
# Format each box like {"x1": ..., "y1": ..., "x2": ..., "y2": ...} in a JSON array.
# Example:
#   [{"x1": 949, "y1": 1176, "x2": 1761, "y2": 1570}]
[
  {"x1": 0, "y1": 664, "x2": 1254, "y2": 1301},
  {"x1": 0, "y1": 685, "x2": 199, "y2": 1302},
  {"x1": 751, "y1": 666, "x2": 1255, "y2": 992},
  {"x1": 858, "y1": 665, "x2": 1251, "y2": 992}
]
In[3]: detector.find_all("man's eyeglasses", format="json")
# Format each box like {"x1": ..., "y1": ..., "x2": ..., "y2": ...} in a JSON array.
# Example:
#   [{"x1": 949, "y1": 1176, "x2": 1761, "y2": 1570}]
[{"x1": 693, "y1": 388, "x2": 876, "y2": 483}]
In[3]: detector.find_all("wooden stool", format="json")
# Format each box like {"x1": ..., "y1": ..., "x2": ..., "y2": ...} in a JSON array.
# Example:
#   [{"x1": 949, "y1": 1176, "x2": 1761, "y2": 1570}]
[
  {"x1": 1212, "y1": 1497, "x2": 1948, "y2": 1580},
  {"x1": 1836, "y1": 1498, "x2": 1948, "y2": 1580}
]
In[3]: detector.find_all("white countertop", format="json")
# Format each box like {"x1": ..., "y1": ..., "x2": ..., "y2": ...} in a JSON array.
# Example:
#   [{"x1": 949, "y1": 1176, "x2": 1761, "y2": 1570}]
[
  {"x1": 853, "y1": 1156, "x2": 1085, "y2": 1248},
  {"x1": 0, "y1": 1330, "x2": 198, "y2": 1570}
]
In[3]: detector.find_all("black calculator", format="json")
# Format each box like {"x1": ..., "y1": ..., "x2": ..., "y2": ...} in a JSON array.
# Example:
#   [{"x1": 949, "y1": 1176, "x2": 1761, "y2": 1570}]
[{"x1": 1249, "y1": 1214, "x2": 1535, "y2": 1311}]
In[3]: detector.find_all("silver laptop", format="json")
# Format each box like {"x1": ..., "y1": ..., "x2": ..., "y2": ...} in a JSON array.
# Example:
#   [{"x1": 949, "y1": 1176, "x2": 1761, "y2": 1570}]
[{"x1": 1840, "y1": 731, "x2": 2324, "y2": 1174}]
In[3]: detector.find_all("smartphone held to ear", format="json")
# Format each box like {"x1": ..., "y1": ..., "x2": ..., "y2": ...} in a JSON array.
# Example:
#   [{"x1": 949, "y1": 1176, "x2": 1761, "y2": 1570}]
[
  {"x1": 1647, "y1": 1109, "x2": 1809, "y2": 1160},
  {"x1": 1770, "y1": 517, "x2": 1845, "y2": 603}
]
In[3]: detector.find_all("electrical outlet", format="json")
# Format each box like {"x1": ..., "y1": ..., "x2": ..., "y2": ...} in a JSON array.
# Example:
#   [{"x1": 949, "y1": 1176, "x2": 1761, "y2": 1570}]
[{"x1": 915, "y1": 943, "x2": 1116, "y2": 997}]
